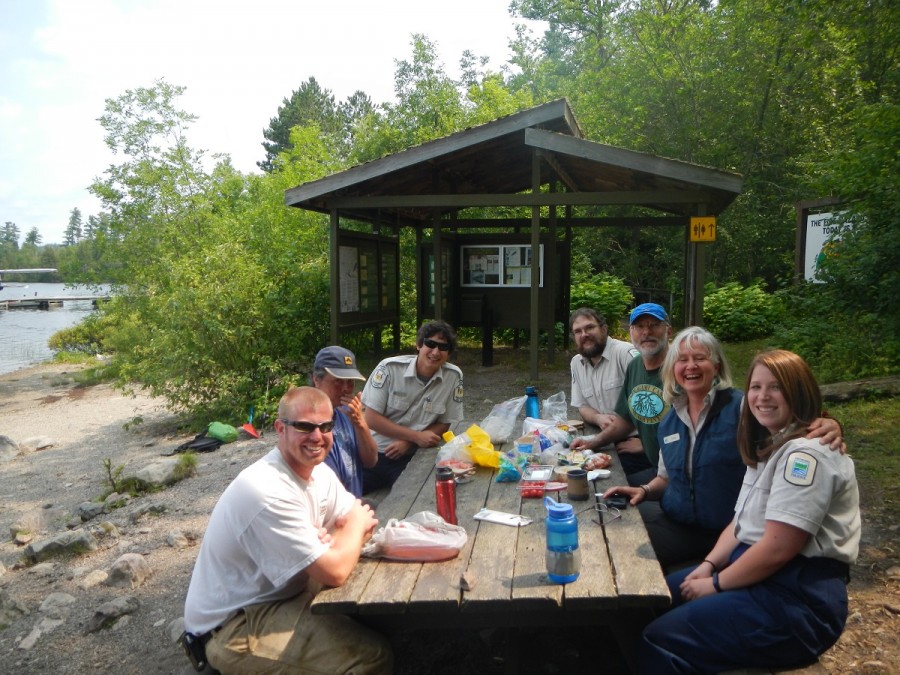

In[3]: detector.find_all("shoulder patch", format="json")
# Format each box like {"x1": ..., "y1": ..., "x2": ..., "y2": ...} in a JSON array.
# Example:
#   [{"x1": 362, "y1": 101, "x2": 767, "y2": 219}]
[
  {"x1": 784, "y1": 450, "x2": 818, "y2": 486},
  {"x1": 371, "y1": 367, "x2": 387, "y2": 388},
  {"x1": 454, "y1": 380, "x2": 464, "y2": 402}
]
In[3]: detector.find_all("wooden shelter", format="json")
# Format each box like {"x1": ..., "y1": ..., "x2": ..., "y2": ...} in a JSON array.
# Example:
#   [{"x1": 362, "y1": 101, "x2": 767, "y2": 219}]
[{"x1": 285, "y1": 99, "x2": 743, "y2": 377}]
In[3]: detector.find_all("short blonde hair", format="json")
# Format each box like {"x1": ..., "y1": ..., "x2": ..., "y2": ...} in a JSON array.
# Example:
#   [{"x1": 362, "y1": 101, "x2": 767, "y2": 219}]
[
  {"x1": 277, "y1": 385, "x2": 331, "y2": 420},
  {"x1": 661, "y1": 326, "x2": 733, "y2": 403}
]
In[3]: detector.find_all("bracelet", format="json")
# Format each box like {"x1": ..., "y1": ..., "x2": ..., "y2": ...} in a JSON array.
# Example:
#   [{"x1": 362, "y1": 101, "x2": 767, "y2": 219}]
[
  {"x1": 712, "y1": 571, "x2": 723, "y2": 593},
  {"x1": 639, "y1": 484, "x2": 651, "y2": 498},
  {"x1": 702, "y1": 559, "x2": 718, "y2": 573}
]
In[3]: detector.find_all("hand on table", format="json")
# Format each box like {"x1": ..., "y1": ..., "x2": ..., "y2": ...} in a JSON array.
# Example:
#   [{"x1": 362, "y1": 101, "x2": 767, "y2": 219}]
[
  {"x1": 601, "y1": 485, "x2": 644, "y2": 506},
  {"x1": 384, "y1": 439, "x2": 417, "y2": 460}
]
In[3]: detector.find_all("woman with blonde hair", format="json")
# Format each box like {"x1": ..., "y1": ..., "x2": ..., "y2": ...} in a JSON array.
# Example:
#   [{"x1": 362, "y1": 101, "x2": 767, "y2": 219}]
[
  {"x1": 639, "y1": 350, "x2": 860, "y2": 673},
  {"x1": 603, "y1": 328, "x2": 843, "y2": 572}
]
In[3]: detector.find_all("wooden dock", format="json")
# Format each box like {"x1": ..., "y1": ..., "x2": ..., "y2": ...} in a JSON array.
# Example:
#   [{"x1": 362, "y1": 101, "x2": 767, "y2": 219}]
[{"x1": 0, "y1": 296, "x2": 109, "y2": 310}]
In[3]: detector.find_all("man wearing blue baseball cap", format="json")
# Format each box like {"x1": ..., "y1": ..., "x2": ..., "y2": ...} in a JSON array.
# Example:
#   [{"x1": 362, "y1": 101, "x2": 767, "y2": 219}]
[{"x1": 573, "y1": 303, "x2": 671, "y2": 484}]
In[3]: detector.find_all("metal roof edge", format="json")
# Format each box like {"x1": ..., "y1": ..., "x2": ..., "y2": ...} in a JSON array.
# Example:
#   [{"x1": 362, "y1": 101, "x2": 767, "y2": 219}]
[{"x1": 285, "y1": 99, "x2": 579, "y2": 206}]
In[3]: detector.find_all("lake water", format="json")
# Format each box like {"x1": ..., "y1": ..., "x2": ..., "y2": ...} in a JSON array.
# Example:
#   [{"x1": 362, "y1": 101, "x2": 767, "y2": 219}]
[{"x1": 0, "y1": 283, "x2": 109, "y2": 376}]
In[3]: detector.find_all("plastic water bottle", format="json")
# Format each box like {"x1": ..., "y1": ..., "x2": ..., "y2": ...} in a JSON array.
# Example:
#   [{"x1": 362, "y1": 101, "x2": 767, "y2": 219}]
[
  {"x1": 525, "y1": 385, "x2": 540, "y2": 419},
  {"x1": 435, "y1": 466, "x2": 458, "y2": 525},
  {"x1": 544, "y1": 497, "x2": 580, "y2": 584}
]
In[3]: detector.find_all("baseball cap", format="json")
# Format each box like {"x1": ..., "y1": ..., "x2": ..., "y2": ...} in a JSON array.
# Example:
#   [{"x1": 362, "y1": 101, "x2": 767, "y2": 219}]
[
  {"x1": 629, "y1": 303, "x2": 668, "y2": 325},
  {"x1": 313, "y1": 346, "x2": 366, "y2": 381}
]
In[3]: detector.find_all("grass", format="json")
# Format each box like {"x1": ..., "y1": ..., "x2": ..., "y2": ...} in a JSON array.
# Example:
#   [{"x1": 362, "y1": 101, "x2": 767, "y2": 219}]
[
  {"x1": 722, "y1": 341, "x2": 900, "y2": 523},
  {"x1": 828, "y1": 397, "x2": 900, "y2": 519}
]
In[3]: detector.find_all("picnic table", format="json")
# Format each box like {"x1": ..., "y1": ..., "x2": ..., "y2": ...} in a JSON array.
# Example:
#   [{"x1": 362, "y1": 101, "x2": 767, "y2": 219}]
[{"x1": 311, "y1": 432, "x2": 671, "y2": 672}]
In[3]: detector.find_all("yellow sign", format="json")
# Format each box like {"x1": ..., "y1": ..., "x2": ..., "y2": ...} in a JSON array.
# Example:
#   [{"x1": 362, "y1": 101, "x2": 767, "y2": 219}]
[{"x1": 690, "y1": 217, "x2": 717, "y2": 242}]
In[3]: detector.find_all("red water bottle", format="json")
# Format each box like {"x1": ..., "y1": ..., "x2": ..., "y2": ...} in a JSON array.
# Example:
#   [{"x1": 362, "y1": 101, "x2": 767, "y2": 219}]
[{"x1": 435, "y1": 466, "x2": 457, "y2": 525}]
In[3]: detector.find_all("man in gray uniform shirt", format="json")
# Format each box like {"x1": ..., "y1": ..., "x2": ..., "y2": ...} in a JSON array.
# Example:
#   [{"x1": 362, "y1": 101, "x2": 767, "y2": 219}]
[
  {"x1": 361, "y1": 320, "x2": 464, "y2": 492},
  {"x1": 569, "y1": 307, "x2": 639, "y2": 430}
]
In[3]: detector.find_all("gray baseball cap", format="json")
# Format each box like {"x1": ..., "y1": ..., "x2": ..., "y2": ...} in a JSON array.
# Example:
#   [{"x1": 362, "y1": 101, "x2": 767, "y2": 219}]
[{"x1": 313, "y1": 346, "x2": 366, "y2": 381}]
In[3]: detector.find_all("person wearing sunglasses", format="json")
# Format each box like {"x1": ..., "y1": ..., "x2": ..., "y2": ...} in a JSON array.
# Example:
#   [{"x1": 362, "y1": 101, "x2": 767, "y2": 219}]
[
  {"x1": 183, "y1": 386, "x2": 393, "y2": 674},
  {"x1": 361, "y1": 320, "x2": 464, "y2": 492},
  {"x1": 312, "y1": 346, "x2": 379, "y2": 498}
]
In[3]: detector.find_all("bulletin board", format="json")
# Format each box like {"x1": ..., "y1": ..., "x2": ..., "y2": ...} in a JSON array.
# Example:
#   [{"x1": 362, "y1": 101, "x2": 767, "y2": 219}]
[{"x1": 461, "y1": 244, "x2": 544, "y2": 287}]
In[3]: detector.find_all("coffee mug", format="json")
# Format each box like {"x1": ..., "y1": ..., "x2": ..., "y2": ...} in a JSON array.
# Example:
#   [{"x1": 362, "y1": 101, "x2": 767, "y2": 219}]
[{"x1": 567, "y1": 468, "x2": 589, "y2": 501}]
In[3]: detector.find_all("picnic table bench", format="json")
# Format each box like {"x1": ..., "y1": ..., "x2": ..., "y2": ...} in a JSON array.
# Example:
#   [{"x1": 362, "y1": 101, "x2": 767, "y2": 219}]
[{"x1": 311, "y1": 433, "x2": 671, "y2": 671}]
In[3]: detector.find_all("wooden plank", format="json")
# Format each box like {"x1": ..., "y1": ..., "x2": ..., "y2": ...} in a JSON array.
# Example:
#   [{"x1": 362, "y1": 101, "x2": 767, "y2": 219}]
[
  {"x1": 561, "y1": 493, "x2": 618, "y2": 610},
  {"x1": 601, "y1": 448, "x2": 671, "y2": 609},
  {"x1": 511, "y1": 488, "x2": 563, "y2": 610},
  {"x1": 461, "y1": 463, "x2": 522, "y2": 613},
  {"x1": 407, "y1": 464, "x2": 493, "y2": 611},
  {"x1": 310, "y1": 448, "x2": 433, "y2": 615},
  {"x1": 356, "y1": 451, "x2": 438, "y2": 614}
]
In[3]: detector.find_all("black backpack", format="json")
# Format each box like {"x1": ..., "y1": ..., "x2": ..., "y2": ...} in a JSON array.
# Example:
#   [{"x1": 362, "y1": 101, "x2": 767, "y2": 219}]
[{"x1": 164, "y1": 432, "x2": 223, "y2": 455}]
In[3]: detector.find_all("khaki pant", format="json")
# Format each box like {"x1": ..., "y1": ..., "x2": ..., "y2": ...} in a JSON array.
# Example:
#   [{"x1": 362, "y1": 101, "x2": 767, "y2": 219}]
[{"x1": 205, "y1": 591, "x2": 393, "y2": 674}]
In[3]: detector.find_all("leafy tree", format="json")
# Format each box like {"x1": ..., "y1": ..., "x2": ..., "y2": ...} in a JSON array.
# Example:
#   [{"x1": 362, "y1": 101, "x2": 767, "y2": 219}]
[
  {"x1": 1, "y1": 221, "x2": 20, "y2": 249},
  {"x1": 24, "y1": 227, "x2": 42, "y2": 247},
  {"x1": 64, "y1": 207, "x2": 83, "y2": 245},
  {"x1": 259, "y1": 77, "x2": 344, "y2": 172}
]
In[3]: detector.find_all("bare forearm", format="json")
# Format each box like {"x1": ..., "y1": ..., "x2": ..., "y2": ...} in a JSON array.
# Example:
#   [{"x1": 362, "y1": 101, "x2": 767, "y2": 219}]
[{"x1": 716, "y1": 523, "x2": 808, "y2": 591}]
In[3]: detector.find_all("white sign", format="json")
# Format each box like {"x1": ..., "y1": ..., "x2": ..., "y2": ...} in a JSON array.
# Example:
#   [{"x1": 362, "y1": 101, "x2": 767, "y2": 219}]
[{"x1": 804, "y1": 212, "x2": 848, "y2": 283}]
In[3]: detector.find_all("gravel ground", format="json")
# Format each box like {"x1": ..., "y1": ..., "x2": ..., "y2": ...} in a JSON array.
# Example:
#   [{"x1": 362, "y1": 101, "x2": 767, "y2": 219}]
[{"x1": 0, "y1": 350, "x2": 896, "y2": 674}]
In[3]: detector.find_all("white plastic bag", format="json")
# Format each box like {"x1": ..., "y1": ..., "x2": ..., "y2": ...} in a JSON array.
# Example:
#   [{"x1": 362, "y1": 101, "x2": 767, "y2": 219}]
[
  {"x1": 478, "y1": 395, "x2": 527, "y2": 443},
  {"x1": 542, "y1": 391, "x2": 568, "y2": 423},
  {"x1": 522, "y1": 417, "x2": 572, "y2": 445},
  {"x1": 362, "y1": 511, "x2": 468, "y2": 562}
]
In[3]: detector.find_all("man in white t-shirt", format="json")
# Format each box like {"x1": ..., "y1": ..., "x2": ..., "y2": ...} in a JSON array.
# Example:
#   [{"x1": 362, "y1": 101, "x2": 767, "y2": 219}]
[{"x1": 182, "y1": 386, "x2": 392, "y2": 674}]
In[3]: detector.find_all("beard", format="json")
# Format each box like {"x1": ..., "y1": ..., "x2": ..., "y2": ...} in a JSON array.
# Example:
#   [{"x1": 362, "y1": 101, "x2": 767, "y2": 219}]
[{"x1": 579, "y1": 336, "x2": 607, "y2": 360}]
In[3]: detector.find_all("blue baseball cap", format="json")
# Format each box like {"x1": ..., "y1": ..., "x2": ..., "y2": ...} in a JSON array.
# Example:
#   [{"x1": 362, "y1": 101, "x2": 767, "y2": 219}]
[{"x1": 629, "y1": 303, "x2": 668, "y2": 325}]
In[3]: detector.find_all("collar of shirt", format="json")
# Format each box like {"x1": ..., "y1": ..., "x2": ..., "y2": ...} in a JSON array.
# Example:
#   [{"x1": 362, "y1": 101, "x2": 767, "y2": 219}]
[{"x1": 403, "y1": 355, "x2": 443, "y2": 384}]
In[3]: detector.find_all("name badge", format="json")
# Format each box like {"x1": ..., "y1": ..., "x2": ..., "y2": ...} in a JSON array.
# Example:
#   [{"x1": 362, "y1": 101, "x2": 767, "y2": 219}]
[{"x1": 663, "y1": 433, "x2": 680, "y2": 444}]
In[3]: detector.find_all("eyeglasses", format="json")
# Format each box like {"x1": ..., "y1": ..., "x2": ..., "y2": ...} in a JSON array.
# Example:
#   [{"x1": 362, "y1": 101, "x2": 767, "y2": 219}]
[
  {"x1": 572, "y1": 322, "x2": 601, "y2": 337},
  {"x1": 422, "y1": 337, "x2": 451, "y2": 352},
  {"x1": 278, "y1": 419, "x2": 335, "y2": 434},
  {"x1": 593, "y1": 503, "x2": 621, "y2": 525}
]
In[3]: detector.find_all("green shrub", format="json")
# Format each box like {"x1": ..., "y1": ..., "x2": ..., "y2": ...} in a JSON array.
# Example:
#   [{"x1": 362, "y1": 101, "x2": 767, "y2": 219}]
[
  {"x1": 48, "y1": 311, "x2": 116, "y2": 354},
  {"x1": 774, "y1": 286, "x2": 899, "y2": 383},
  {"x1": 703, "y1": 281, "x2": 784, "y2": 341},
  {"x1": 570, "y1": 273, "x2": 635, "y2": 332}
]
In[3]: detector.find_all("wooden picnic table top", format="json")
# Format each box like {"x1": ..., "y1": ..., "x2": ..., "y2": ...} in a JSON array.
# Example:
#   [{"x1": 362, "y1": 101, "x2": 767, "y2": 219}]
[{"x1": 311, "y1": 433, "x2": 671, "y2": 634}]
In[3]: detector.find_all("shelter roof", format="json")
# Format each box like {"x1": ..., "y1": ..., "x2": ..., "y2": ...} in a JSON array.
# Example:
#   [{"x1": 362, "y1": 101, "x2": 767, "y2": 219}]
[{"x1": 285, "y1": 98, "x2": 743, "y2": 225}]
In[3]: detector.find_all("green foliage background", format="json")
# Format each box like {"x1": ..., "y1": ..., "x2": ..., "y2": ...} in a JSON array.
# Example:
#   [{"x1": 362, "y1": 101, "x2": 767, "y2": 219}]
[{"x1": 36, "y1": 2, "x2": 898, "y2": 421}]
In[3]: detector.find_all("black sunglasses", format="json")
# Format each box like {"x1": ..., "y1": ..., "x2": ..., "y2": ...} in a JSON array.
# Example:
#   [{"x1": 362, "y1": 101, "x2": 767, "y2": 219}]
[
  {"x1": 279, "y1": 419, "x2": 335, "y2": 434},
  {"x1": 422, "y1": 337, "x2": 451, "y2": 352}
]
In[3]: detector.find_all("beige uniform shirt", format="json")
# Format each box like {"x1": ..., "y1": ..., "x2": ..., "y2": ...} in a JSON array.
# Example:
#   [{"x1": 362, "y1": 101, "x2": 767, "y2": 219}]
[
  {"x1": 733, "y1": 437, "x2": 861, "y2": 564},
  {"x1": 361, "y1": 354, "x2": 464, "y2": 453},
  {"x1": 570, "y1": 337, "x2": 639, "y2": 414}
]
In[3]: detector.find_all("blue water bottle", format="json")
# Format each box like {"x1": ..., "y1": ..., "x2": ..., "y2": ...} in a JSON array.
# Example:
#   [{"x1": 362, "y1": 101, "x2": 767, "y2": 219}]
[
  {"x1": 544, "y1": 497, "x2": 580, "y2": 584},
  {"x1": 525, "y1": 385, "x2": 540, "y2": 419}
]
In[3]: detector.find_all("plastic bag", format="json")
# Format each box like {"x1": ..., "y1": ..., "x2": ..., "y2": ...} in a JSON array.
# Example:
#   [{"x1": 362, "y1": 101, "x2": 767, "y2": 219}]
[
  {"x1": 479, "y1": 395, "x2": 527, "y2": 444},
  {"x1": 437, "y1": 425, "x2": 499, "y2": 469},
  {"x1": 362, "y1": 511, "x2": 468, "y2": 561},
  {"x1": 522, "y1": 417, "x2": 572, "y2": 446},
  {"x1": 207, "y1": 421, "x2": 238, "y2": 443},
  {"x1": 542, "y1": 391, "x2": 568, "y2": 423}
]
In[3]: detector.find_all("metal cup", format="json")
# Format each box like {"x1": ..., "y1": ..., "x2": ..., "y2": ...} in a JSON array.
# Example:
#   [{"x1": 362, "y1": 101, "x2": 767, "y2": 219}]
[{"x1": 566, "y1": 468, "x2": 589, "y2": 501}]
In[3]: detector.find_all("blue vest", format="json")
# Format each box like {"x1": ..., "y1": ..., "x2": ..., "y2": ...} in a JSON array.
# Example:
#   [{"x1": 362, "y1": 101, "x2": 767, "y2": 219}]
[{"x1": 658, "y1": 388, "x2": 745, "y2": 531}]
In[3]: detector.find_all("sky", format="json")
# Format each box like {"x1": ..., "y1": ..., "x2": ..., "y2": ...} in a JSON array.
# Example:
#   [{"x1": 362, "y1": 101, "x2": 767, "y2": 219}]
[{"x1": 0, "y1": 0, "x2": 546, "y2": 245}]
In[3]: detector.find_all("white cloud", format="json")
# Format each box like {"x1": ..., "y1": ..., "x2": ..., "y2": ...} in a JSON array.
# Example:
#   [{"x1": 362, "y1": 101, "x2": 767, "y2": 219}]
[{"x1": 0, "y1": 0, "x2": 545, "y2": 244}]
